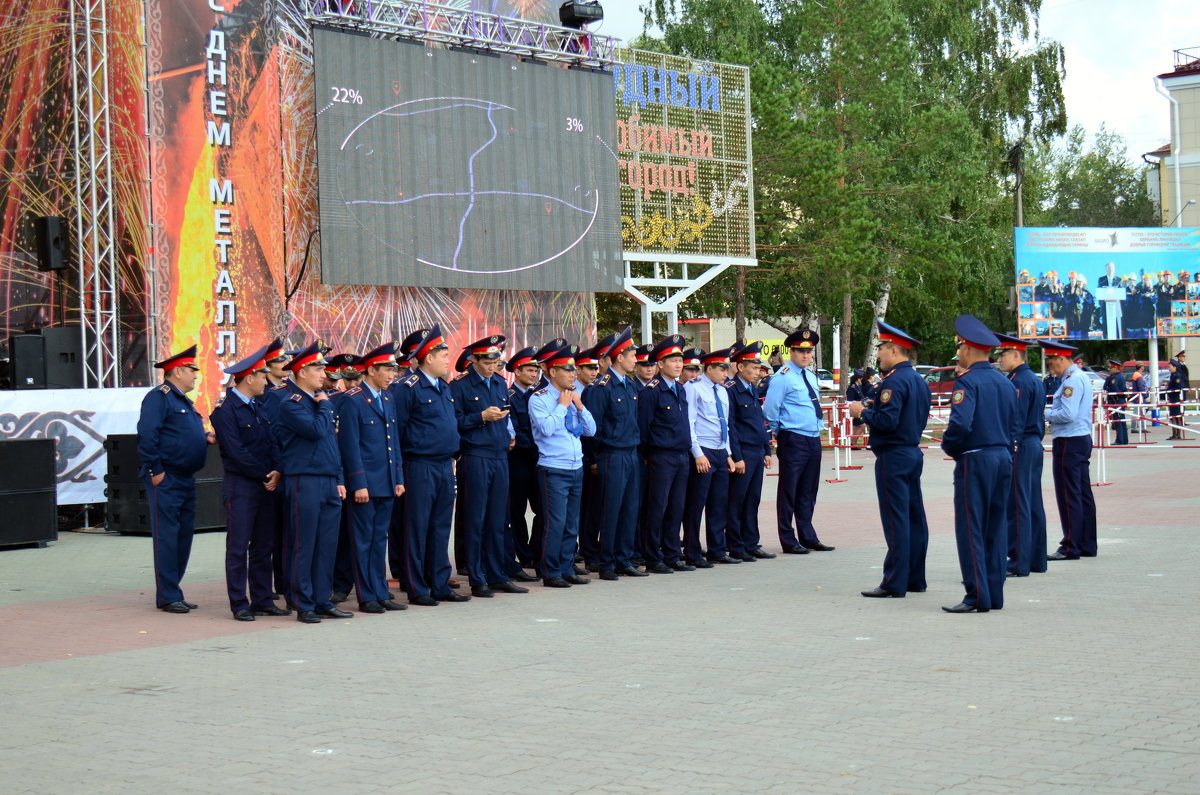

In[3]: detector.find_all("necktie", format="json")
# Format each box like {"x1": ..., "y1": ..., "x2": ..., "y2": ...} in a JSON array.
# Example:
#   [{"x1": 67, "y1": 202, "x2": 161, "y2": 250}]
[
  {"x1": 249, "y1": 399, "x2": 259, "y2": 419},
  {"x1": 802, "y1": 370, "x2": 820, "y2": 412},
  {"x1": 433, "y1": 379, "x2": 440, "y2": 393},
  {"x1": 566, "y1": 405, "x2": 582, "y2": 437},
  {"x1": 713, "y1": 384, "x2": 727, "y2": 443}
]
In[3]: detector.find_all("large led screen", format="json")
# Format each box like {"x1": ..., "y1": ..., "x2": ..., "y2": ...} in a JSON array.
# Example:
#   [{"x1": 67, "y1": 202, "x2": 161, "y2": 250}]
[{"x1": 314, "y1": 28, "x2": 623, "y2": 292}]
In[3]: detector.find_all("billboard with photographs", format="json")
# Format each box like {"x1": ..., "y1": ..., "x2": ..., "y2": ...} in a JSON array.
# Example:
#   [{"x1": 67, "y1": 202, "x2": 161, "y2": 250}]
[
  {"x1": 613, "y1": 50, "x2": 754, "y2": 260},
  {"x1": 1014, "y1": 227, "x2": 1200, "y2": 340}
]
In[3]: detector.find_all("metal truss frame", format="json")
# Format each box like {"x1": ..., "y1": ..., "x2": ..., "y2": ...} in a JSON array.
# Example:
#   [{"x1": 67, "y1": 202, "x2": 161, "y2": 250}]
[
  {"x1": 624, "y1": 252, "x2": 757, "y2": 342},
  {"x1": 303, "y1": 0, "x2": 619, "y2": 69},
  {"x1": 70, "y1": 0, "x2": 120, "y2": 388}
]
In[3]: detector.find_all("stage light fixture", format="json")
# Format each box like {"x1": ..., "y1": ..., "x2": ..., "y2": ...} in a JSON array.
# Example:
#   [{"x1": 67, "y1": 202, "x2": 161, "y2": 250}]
[{"x1": 559, "y1": 1, "x2": 603, "y2": 29}]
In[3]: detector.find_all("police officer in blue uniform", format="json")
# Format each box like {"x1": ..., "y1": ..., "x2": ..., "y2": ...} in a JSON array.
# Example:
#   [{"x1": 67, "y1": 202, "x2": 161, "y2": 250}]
[
  {"x1": 582, "y1": 326, "x2": 648, "y2": 580},
  {"x1": 337, "y1": 343, "x2": 407, "y2": 614},
  {"x1": 848, "y1": 321, "x2": 931, "y2": 598},
  {"x1": 137, "y1": 345, "x2": 212, "y2": 613},
  {"x1": 940, "y1": 316, "x2": 1018, "y2": 613},
  {"x1": 452, "y1": 336, "x2": 529, "y2": 598},
  {"x1": 273, "y1": 341, "x2": 350, "y2": 624},
  {"x1": 575, "y1": 341, "x2": 606, "y2": 571},
  {"x1": 1103, "y1": 359, "x2": 1129, "y2": 446},
  {"x1": 386, "y1": 330, "x2": 428, "y2": 590},
  {"x1": 504, "y1": 346, "x2": 543, "y2": 581},
  {"x1": 725, "y1": 342, "x2": 776, "y2": 562},
  {"x1": 259, "y1": 338, "x2": 292, "y2": 598},
  {"x1": 1044, "y1": 340, "x2": 1097, "y2": 560},
  {"x1": 681, "y1": 348, "x2": 740, "y2": 567},
  {"x1": 210, "y1": 344, "x2": 289, "y2": 621},
  {"x1": 764, "y1": 328, "x2": 835, "y2": 554},
  {"x1": 392, "y1": 325, "x2": 470, "y2": 606},
  {"x1": 327, "y1": 353, "x2": 365, "y2": 603},
  {"x1": 993, "y1": 333, "x2": 1049, "y2": 576},
  {"x1": 637, "y1": 335, "x2": 694, "y2": 573},
  {"x1": 528, "y1": 343, "x2": 596, "y2": 587}
]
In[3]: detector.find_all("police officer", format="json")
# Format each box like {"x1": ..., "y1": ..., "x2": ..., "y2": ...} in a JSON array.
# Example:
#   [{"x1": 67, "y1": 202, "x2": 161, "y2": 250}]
[
  {"x1": 764, "y1": 328, "x2": 835, "y2": 554},
  {"x1": 575, "y1": 342, "x2": 605, "y2": 571},
  {"x1": 337, "y1": 343, "x2": 407, "y2": 614},
  {"x1": 633, "y1": 343, "x2": 659, "y2": 388},
  {"x1": 210, "y1": 344, "x2": 288, "y2": 621},
  {"x1": 1103, "y1": 359, "x2": 1129, "y2": 446},
  {"x1": 1167, "y1": 358, "x2": 1185, "y2": 439},
  {"x1": 848, "y1": 321, "x2": 931, "y2": 598},
  {"x1": 1044, "y1": 340, "x2": 1097, "y2": 560},
  {"x1": 528, "y1": 343, "x2": 596, "y2": 587},
  {"x1": 274, "y1": 341, "x2": 349, "y2": 623},
  {"x1": 993, "y1": 333, "x2": 1048, "y2": 576},
  {"x1": 681, "y1": 348, "x2": 739, "y2": 567},
  {"x1": 329, "y1": 353, "x2": 365, "y2": 603},
  {"x1": 726, "y1": 342, "x2": 776, "y2": 562},
  {"x1": 940, "y1": 316, "x2": 1018, "y2": 614},
  {"x1": 387, "y1": 330, "x2": 428, "y2": 589},
  {"x1": 259, "y1": 337, "x2": 292, "y2": 599},
  {"x1": 452, "y1": 336, "x2": 529, "y2": 598},
  {"x1": 137, "y1": 345, "x2": 211, "y2": 613},
  {"x1": 583, "y1": 326, "x2": 647, "y2": 580},
  {"x1": 505, "y1": 346, "x2": 543, "y2": 579},
  {"x1": 638, "y1": 335, "x2": 694, "y2": 573},
  {"x1": 392, "y1": 325, "x2": 470, "y2": 606}
]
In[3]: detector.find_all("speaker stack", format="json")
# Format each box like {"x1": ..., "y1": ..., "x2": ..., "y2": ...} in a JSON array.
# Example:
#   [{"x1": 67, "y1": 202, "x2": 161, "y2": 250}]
[
  {"x1": 0, "y1": 439, "x2": 58, "y2": 548},
  {"x1": 104, "y1": 434, "x2": 227, "y2": 535}
]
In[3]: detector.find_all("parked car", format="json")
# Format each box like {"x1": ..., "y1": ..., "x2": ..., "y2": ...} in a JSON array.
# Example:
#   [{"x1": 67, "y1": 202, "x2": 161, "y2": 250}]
[
  {"x1": 817, "y1": 368, "x2": 836, "y2": 391},
  {"x1": 912, "y1": 364, "x2": 936, "y2": 378},
  {"x1": 924, "y1": 366, "x2": 958, "y2": 394}
]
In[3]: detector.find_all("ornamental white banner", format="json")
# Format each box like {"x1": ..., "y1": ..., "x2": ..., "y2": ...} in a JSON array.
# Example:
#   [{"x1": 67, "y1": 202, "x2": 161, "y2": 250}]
[{"x1": 0, "y1": 388, "x2": 147, "y2": 505}]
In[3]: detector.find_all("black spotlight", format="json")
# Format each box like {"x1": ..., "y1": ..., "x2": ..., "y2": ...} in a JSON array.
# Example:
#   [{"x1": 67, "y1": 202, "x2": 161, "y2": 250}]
[{"x1": 559, "y1": 1, "x2": 603, "y2": 29}]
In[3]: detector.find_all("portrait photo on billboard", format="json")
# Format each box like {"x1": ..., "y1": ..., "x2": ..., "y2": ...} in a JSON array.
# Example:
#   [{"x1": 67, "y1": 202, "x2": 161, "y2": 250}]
[{"x1": 1014, "y1": 227, "x2": 1200, "y2": 340}]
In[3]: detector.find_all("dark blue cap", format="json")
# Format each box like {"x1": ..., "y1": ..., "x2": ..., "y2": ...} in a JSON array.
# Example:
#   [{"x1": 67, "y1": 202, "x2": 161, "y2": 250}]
[
  {"x1": 506, "y1": 346, "x2": 537, "y2": 372},
  {"x1": 454, "y1": 349, "x2": 472, "y2": 373},
  {"x1": 576, "y1": 343, "x2": 606, "y2": 366},
  {"x1": 954, "y1": 315, "x2": 1000, "y2": 351},
  {"x1": 595, "y1": 332, "x2": 618, "y2": 357},
  {"x1": 284, "y1": 340, "x2": 329, "y2": 372},
  {"x1": 652, "y1": 334, "x2": 687, "y2": 361},
  {"x1": 534, "y1": 338, "x2": 569, "y2": 364},
  {"x1": 223, "y1": 343, "x2": 271, "y2": 377},
  {"x1": 731, "y1": 341, "x2": 763, "y2": 363},
  {"x1": 604, "y1": 326, "x2": 635, "y2": 358},
  {"x1": 465, "y1": 335, "x2": 506, "y2": 359},
  {"x1": 634, "y1": 343, "x2": 656, "y2": 363},
  {"x1": 876, "y1": 320, "x2": 920, "y2": 349},
  {"x1": 681, "y1": 347, "x2": 705, "y2": 367},
  {"x1": 785, "y1": 328, "x2": 819, "y2": 348}
]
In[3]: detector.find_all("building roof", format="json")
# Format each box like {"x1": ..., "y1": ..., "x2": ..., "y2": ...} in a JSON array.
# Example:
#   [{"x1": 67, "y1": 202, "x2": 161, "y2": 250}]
[{"x1": 1159, "y1": 46, "x2": 1200, "y2": 79}]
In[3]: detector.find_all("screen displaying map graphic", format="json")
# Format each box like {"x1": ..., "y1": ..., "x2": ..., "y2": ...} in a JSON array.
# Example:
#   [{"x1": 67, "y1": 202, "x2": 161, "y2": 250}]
[{"x1": 313, "y1": 28, "x2": 623, "y2": 292}]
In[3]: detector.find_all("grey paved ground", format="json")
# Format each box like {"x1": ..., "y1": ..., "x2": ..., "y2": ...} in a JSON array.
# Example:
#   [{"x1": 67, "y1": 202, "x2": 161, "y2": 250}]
[{"x1": 2, "y1": 437, "x2": 1199, "y2": 793}]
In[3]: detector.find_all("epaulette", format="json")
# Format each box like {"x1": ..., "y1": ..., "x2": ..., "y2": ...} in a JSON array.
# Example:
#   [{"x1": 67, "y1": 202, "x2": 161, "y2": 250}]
[
  {"x1": 271, "y1": 382, "x2": 288, "y2": 391},
  {"x1": 289, "y1": 394, "x2": 303, "y2": 402},
  {"x1": 158, "y1": 384, "x2": 171, "y2": 394},
  {"x1": 454, "y1": 372, "x2": 468, "y2": 382},
  {"x1": 688, "y1": 375, "x2": 701, "y2": 384},
  {"x1": 212, "y1": 399, "x2": 224, "y2": 410},
  {"x1": 507, "y1": 386, "x2": 517, "y2": 397},
  {"x1": 723, "y1": 380, "x2": 734, "y2": 389},
  {"x1": 596, "y1": 373, "x2": 611, "y2": 386},
  {"x1": 647, "y1": 377, "x2": 661, "y2": 388},
  {"x1": 403, "y1": 374, "x2": 420, "y2": 387},
  {"x1": 345, "y1": 386, "x2": 362, "y2": 396},
  {"x1": 534, "y1": 387, "x2": 549, "y2": 397},
  {"x1": 778, "y1": 366, "x2": 790, "y2": 374}
]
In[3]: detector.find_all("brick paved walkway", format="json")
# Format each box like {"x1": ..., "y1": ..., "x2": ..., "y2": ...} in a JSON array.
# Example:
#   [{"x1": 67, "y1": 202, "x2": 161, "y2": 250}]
[{"x1": 1, "y1": 438, "x2": 1198, "y2": 793}]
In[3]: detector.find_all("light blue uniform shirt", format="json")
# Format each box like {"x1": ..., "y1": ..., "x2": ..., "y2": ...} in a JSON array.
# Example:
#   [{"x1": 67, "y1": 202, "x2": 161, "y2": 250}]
[
  {"x1": 1045, "y1": 363, "x2": 1093, "y2": 438},
  {"x1": 763, "y1": 364, "x2": 824, "y2": 436},
  {"x1": 683, "y1": 376, "x2": 731, "y2": 457},
  {"x1": 528, "y1": 383, "x2": 597, "y2": 470}
]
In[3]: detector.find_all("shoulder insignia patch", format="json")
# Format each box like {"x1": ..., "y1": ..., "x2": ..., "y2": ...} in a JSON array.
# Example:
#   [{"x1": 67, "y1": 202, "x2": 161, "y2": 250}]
[
  {"x1": 688, "y1": 375, "x2": 701, "y2": 384},
  {"x1": 1063, "y1": 386, "x2": 1074, "y2": 397},
  {"x1": 534, "y1": 387, "x2": 549, "y2": 397},
  {"x1": 778, "y1": 366, "x2": 790, "y2": 374},
  {"x1": 271, "y1": 382, "x2": 288, "y2": 391},
  {"x1": 289, "y1": 394, "x2": 303, "y2": 402},
  {"x1": 951, "y1": 389, "x2": 965, "y2": 405},
  {"x1": 723, "y1": 380, "x2": 734, "y2": 389},
  {"x1": 596, "y1": 374, "x2": 610, "y2": 386},
  {"x1": 404, "y1": 374, "x2": 420, "y2": 387},
  {"x1": 507, "y1": 387, "x2": 517, "y2": 397},
  {"x1": 158, "y1": 384, "x2": 171, "y2": 394},
  {"x1": 647, "y1": 378, "x2": 661, "y2": 388},
  {"x1": 345, "y1": 386, "x2": 362, "y2": 396},
  {"x1": 879, "y1": 388, "x2": 893, "y2": 404}
]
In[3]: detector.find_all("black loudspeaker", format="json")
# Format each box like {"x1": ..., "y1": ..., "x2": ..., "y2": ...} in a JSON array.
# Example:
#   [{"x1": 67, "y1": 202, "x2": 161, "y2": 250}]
[
  {"x1": 34, "y1": 216, "x2": 68, "y2": 272},
  {"x1": 7, "y1": 334, "x2": 46, "y2": 389},
  {"x1": 0, "y1": 439, "x2": 58, "y2": 547},
  {"x1": 41, "y1": 326, "x2": 84, "y2": 389},
  {"x1": 104, "y1": 435, "x2": 226, "y2": 535}
]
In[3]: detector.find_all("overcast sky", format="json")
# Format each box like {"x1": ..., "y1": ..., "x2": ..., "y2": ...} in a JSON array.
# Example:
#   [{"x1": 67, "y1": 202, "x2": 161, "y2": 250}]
[{"x1": 595, "y1": 0, "x2": 1196, "y2": 163}]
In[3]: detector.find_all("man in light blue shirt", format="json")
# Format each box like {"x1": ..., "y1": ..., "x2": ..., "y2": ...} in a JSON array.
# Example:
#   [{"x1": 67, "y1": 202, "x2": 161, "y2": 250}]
[
  {"x1": 1043, "y1": 340, "x2": 1097, "y2": 560},
  {"x1": 528, "y1": 344, "x2": 597, "y2": 588},
  {"x1": 681, "y1": 348, "x2": 740, "y2": 566},
  {"x1": 763, "y1": 328, "x2": 834, "y2": 553}
]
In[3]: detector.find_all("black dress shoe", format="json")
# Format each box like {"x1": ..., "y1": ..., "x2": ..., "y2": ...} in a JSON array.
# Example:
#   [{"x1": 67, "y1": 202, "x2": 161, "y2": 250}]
[
  {"x1": 942, "y1": 602, "x2": 989, "y2": 613},
  {"x1": 573, "y1": 565, "x2": 590, "y2": 577},
  {"x1": 181, "y1": 600, "x2": 198, "y2": 609},
  {"x1": 296, "y1": 610, "x2": 321, "y2": 623},
  {"x1": 749, "y1": 548, "x2": 776, "y2": 559},
  {"x1": 564, "y1": 574, "x2": 591, "y2": 585},
  {"x1": 317, "y1": 607, "x2": 354, "y2": 619},
  {"x1": 712, "y1": 555, "x2": 741, "y2": 564},
  {"x1": 909, "y1": 587, "x2": 927, "y2": 593},
  {"x1": 646, "y1": 563, "x2": 673, "y2": 574},
  {"x1": 1047, "y1": 552, "x2": 1079, "y2": 561},
  {"x1": 668, "y1": 561, "x2": 696, "y2": 572},
  {"x1": 782, "y1": 547, "x2": 810, "y2": 555},
  {"x1": 1006, "y1": 570, "x2": 1029, "y2": 577},
  {"x1": 861, "y1": 587, "x2": 904, "y2": 598},
  {"x1": 409, "y1": 595, "x2": 438, "y2": 607},
  {"x1": 471, "y1": 586, "x2": 496, "y2": 598},
  {"x1": 233, "y1": 609, "x2": 256, "y2": 621},
  {"x1": 511, "y1": 571, "x2": 538, "y2": 583},
  {"x1": 254, "y1": 604, "x2": 292, "y2": 616},
  {"x1": 616, "y1": 565, "x2": 649, "y2": 577},
  {"x1": 358, "y1": 601, "x2": 385, "y2": 613},
  {"x1": 456, "y1": 566, "x2": 468, "y2": 576},
  {"x1": 737, "y1": 551, "x2": 757, "y2": 562},
  {"x1": 159, "y1": 602, "x2": 189, "y2": 613},
  {"x1": 437, "y1": 591, "x2": 471, "y2": 602},
  {"x1": 585, "y1": 564, "x2": 601, "y2": 573},
  {"x1": 543, "y1": 577, "x2": 571, "y2": 588},
  {"x1": 330, "y1": 591, "x2": 349, "y2": 604},
  {"x1": 489, "y1": 581, "x2": 530, "y2": 593},
  {"x1": 380, "y1": 599, "x2": 408, "y2": 611},
  {"x1": 687, "y1": 560, "x2": 715, "y2": 569},
  {"x1": 806, "y1": 543, "x2": 836, "y2": 551},
  {"x1": 599, "y1": 570, "x2": 620, "y2": 581},
  {"x1": 448, "y1": 580, "x2": 461, "y2": 589}
]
